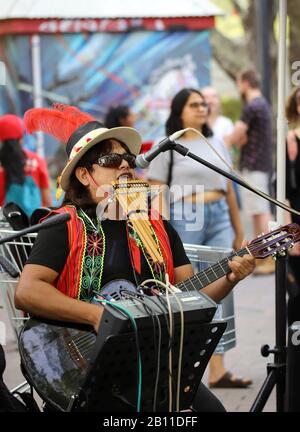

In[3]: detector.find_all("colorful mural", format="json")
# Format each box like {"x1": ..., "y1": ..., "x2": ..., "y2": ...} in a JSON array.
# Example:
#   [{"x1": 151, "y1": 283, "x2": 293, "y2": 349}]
[{"x1": 0, "y1": 30, "x2": 211, "y2": 162}]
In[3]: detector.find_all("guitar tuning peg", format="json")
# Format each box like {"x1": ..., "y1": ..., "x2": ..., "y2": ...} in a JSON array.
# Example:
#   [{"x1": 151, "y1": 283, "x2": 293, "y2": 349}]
[
  {"x1": 272, "y1": 254, "x2": 277, "y2": 261},
  {"x1": 279, "y1": 249, "x2": 286, "y2": 257}
]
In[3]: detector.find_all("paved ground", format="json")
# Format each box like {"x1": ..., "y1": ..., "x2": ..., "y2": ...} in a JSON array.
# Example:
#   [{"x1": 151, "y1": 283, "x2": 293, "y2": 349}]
[
  {"x1": 0, "y1": 272, "x2": 276, "y2": 412},
  {"x1": 202, "y1": 273, "x2": 276, "y2": 412}
]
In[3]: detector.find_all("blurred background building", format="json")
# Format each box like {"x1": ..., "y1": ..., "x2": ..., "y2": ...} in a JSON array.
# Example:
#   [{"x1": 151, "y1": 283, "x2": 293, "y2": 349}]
[{"x1": 0, "y1": 0, "x2": 223, "y2": 162}]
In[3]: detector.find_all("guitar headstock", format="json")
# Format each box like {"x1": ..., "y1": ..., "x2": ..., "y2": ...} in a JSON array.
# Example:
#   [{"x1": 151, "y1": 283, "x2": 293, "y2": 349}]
[{"x1": 248, "y1": 223, "x2": 300, "y2": 259}]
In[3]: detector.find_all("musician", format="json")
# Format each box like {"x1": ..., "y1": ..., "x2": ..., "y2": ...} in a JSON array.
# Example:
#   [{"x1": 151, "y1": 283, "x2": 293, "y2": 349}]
[{"x1": 15, "y1": 104, "x2": 255, "y2": 412}]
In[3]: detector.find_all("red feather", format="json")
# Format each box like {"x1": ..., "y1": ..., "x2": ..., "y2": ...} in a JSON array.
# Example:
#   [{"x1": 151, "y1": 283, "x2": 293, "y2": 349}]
[{"x1": 24, "y1": 104, "x2": 95, "y2": 143}]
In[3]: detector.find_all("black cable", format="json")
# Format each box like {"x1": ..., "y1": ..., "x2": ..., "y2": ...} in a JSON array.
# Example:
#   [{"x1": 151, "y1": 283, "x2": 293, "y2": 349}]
[
  {"x1": 141, "y1": 296, "x2": 163, "y2": 411},
  {"x1": 136, "y1": 287, "x2": 177, "y2": 406},
  {"x1": 119, "y1": 286, "x2": 177, "y2": 409},
  {"x1": 133, "y1": 284, "x2": 175, "y2": 349},
  {"x1": 94, "y1": 297, "x2": 142, "y2": 411},
  {"x1": 120, "y1": 289, "x2": 161, "y2": 411},
  {"x1": 140, "y1": 287, "x2": 175, "y2": 355},
  {"x1": 137, "y1": 286, "x2": 177, "y2": 397},
  {"x1": 154, "y1": 292, "x2": 178, "y2": 408},
  {"x1": 136, "y1": 286, "x2": 178, "y2": 409},
  {"x1": 137, "y1": 285, "x2": 171, "y2": 336},
  {"x1": 120, "y1": 289, "x2": 158, "y2": 365}
]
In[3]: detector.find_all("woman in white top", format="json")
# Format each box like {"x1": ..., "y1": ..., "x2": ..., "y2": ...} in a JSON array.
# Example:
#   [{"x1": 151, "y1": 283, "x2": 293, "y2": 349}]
[
  {"x1": 202, "y1": 86, "x2": 241, "y2": 209},
  {"x1": 148, "y1": 88, "x2": 252, "y2": 389}
]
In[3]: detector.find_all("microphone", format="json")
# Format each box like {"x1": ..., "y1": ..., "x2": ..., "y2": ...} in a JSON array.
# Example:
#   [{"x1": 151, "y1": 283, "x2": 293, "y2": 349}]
[
  {"x1": 0, "y1": 212, "x2": 71, "y2": 246},
  {"x1": 135, "y1": 129, "x2": 187, "y2": 168}
]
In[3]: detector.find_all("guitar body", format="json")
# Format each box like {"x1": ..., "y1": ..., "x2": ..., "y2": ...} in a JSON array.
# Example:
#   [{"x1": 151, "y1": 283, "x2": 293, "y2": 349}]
[
  {"x1": 19, "y1": 279, "x2": 140, "y2": 411},
  {"x1": 18, "y1": 222, "x2": 300, "y2": 411},
  {"x1": 19, "y1": 318, "x2": 95, "y2": 411}
]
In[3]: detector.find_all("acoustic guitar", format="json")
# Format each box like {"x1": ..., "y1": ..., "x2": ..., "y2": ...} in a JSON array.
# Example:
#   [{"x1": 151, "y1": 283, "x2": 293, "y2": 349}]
[{"x1": 18, "y1": 223, "x2": 300, "y2": 411}]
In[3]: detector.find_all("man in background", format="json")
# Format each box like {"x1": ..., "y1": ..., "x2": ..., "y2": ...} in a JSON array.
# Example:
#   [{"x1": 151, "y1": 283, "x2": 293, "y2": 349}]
[{"x1": 225, "y1": 69, "x2": 274, "y2": 275}]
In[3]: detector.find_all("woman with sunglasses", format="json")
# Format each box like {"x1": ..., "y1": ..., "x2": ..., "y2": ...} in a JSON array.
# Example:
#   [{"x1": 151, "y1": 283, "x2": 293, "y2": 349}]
[
  {"x1": 14, "y1": 104, "x2": 254, "y2": 412},
  {"x1": 147, "y1": 88, "x2": 251, "y2": 389}
]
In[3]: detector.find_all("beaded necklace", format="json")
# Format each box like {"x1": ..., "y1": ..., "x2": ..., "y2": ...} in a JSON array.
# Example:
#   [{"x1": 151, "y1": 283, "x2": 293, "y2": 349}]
[
  {"x1": 77, "y1": 207, "x2": 166, "y2": 299},
  {"x1": 76, "y1": 207, "x2": 106, "y2": 300}
]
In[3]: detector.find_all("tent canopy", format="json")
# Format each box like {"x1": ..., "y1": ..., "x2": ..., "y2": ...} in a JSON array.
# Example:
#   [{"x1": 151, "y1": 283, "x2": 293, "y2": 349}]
[{"x1": 0, "y1": 0, "x2": 223, "y2": 19}]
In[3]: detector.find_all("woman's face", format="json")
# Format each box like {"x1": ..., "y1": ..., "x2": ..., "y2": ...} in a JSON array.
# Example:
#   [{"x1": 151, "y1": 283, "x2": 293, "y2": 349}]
[
  {"x1": 180, "y1": 92, "x2": 209, "y2": 130},
  {"x1": 76, "y1": 140, "x2": 136, "y2": 204}
]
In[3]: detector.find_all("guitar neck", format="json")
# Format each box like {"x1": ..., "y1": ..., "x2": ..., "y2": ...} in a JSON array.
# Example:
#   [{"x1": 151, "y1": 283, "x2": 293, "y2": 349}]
[{"x1": 176, "y1": 247, "x2": 250, "y2": 292}]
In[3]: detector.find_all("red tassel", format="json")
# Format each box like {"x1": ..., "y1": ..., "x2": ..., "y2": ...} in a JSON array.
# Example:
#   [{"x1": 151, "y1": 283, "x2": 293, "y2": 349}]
[
  {"x1": 24, "y1": 104, "x2": 95, "y2": 143},
  {"x1": 128, "y1": 236, "x2": 141, "y2": 274},
  {"x1": 149, "y1": 210, "x2": 175, "y2": 284}
]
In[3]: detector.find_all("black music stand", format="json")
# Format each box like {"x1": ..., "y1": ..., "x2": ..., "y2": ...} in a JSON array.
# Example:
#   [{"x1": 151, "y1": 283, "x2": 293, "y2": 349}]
[{"x1": 68, "y1": 320, "x2": 226, "y2": 412}]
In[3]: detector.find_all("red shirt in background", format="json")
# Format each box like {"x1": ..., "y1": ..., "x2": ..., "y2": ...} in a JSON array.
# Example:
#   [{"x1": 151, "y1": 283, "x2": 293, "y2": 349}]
[{"x1": 0, "y1": 149, "x2": 50, "y2": 207}]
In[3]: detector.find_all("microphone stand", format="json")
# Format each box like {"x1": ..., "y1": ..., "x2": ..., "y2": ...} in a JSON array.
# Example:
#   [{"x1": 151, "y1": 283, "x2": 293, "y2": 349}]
[
  {"x1": 171, "y1": 143, "x2": 293, "y2": 215},
  {"x1": 170, "y1": 141, "x2": 290, "y2": 412},
  {"x1": 0, "y1": 213, "x2": 71, "y2": 246}
]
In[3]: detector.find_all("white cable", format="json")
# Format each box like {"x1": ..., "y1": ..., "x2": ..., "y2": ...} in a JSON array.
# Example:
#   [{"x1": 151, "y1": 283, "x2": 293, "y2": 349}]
[
  {"x1": 164, "y1": 275, "x2": 173, "y2": 412},
  {"x1": 140, "y1": 278, "x2": 174, "y2": 411},
  {"x1": 140, "y1": 277, "x2": 185, "y2": 411},
  {"x1": 165, "y1": 274, "x2": 185, "y2": 412},
  {"x1": 170, "y1": 128, "x2": 191, "y2": 142},
  {"x1": 179, "y1": 127, "x2": 300, "y2": 218}
]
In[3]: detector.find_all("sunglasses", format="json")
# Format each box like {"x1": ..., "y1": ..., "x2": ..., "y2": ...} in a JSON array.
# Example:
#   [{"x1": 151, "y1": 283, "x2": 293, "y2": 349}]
[{"x1": 96, "y1": 152, "x2": 136, "y2": 169}]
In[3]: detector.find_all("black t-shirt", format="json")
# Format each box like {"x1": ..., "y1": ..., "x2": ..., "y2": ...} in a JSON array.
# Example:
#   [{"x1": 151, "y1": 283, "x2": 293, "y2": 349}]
[
  {"x1": 26, "y1": 218, "x2": 190, "y2": 287},
  {"x1": 240, "y1": 96, "x2": 273, "y2": 172},
  {"x1": 286, "y1": 136, "x2": 300, "y2": 225}
]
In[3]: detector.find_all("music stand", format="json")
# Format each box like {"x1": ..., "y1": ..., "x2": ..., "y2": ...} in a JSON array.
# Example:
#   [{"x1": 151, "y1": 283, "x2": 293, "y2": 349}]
[{"x1": 68, "y1": 320, "x2": 226, "y2": 412}]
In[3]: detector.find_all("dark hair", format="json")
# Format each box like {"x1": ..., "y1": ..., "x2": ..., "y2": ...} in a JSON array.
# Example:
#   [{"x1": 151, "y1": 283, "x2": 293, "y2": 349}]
[
  {"x1": 238, "y1": 68, "x2": 261, "y2": 89},
  {"x1": 286, "y1": 86, "x2": 300, "y2": 125},
  {"x1": 63, "y1": 139, "x2": 131, "y2": 212},
  {"x1": 104, "y1": 105, "x2": 130, "y2": 128},
  {"x1": 165, "y1": 88, "x2": 213, "y2": 137},
  {"x1": 0, "y1": 139, "x2": 26, "y2": 189}
]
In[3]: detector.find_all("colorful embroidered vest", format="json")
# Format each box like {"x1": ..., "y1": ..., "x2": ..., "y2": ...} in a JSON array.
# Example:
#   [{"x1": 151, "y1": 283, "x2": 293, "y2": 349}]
[{"x1": 47, "y1": 206, "x2": 174, "y2": 301}]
